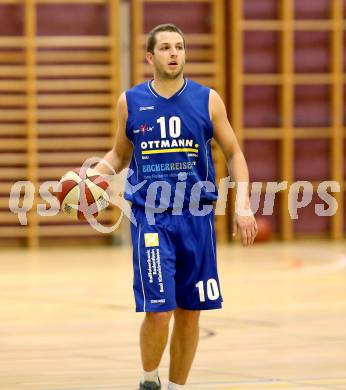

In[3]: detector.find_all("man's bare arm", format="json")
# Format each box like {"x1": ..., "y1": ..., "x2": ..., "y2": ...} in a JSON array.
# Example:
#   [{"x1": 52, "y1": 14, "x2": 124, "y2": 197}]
[
  {"x1": 95, "y1": 92, "x2": 133, "y2": 175},
  {"x1": 209, "y1": 89, "x2": 257, "y2": 246}
]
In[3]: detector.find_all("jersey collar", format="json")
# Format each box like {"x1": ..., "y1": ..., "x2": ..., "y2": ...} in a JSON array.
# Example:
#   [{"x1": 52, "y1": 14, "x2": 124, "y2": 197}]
[{"x1": 147, "y1": 78, "x2": 188, "y2": 101}]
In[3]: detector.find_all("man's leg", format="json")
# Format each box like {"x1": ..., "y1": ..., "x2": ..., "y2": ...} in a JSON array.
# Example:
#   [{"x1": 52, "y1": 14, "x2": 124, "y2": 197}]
[
  {"x1": 140, "y1": 311, "x2": 173, "y2": 371},
  {"x1": 169, "y1": 308, "x2": 200, "y2": 385}
]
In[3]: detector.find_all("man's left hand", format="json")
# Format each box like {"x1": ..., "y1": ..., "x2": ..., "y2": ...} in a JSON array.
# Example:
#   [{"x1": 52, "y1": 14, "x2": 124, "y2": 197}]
[{"x1": 233, "y1": 212, "x2": 258, "y2": 246}]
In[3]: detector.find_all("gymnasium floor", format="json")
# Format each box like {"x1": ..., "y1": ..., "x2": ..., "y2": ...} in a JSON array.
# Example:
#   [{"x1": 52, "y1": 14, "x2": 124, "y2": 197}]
[{"x1": 1, "y1": 241, "x2": 346, "y2": 390}]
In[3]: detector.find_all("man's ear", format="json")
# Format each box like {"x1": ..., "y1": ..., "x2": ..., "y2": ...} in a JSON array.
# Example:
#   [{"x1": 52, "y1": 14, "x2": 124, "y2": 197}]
[{"x1": 146, "y1": 51, "x2": 154, "y2": 65}]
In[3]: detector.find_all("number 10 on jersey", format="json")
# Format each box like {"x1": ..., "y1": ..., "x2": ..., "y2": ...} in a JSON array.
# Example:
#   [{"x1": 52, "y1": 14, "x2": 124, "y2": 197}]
[{"x1": 157, "y1": 116, "x2": 181, "y2": 139}]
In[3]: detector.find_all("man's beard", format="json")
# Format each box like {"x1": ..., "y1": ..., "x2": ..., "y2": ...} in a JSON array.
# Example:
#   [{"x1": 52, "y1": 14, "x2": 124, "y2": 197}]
[{"x1": 155, "y1": 63, "x2": 184, "y2": 80}]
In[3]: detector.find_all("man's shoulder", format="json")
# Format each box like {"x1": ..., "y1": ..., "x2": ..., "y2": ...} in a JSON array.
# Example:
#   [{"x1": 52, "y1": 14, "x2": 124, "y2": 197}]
[
  {"x1": 126, "y1": 80, "x2": 149, "y2": 94},
  {"x1": 186, "y1": 78, "x2": 211, "y2": 91},
  {"x1": 124, "y1": 81, "x2": 152, "y2": 107},
  {"x1": 183, "y1": 79, "x2": 212, "y2": 99}
]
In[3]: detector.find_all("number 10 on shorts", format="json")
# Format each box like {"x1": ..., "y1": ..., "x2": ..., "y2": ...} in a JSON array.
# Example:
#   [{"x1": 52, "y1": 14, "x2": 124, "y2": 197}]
[{"x1": 196, "y1": 279, "x2": 220, "y2": 302}]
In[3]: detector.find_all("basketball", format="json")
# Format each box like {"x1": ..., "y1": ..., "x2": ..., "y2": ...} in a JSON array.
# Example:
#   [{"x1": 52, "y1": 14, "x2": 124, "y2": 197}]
[
  {"x1": 255, "y1": 216, "x2": 272, "y2": 242},
  {"x1": 56, "y1": 167, "x2": 110, "y2": 221}
]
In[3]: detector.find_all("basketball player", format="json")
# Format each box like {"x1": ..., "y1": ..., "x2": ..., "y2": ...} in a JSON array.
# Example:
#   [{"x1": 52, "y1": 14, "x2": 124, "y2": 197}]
[{"x1": 95, "y1": 24, "x2": 257, "y2": 390}]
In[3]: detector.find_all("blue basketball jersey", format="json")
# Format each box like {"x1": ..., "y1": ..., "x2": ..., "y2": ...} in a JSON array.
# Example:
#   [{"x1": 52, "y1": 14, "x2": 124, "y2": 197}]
[{"x1": 124, "y1": 78, "x2": 217, "y2": 209}]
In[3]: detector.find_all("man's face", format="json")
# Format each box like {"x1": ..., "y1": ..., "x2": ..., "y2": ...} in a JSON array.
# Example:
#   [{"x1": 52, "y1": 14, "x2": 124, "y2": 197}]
[{"x1": 147, "y1": 31, "x2": 186, "y2": 80}]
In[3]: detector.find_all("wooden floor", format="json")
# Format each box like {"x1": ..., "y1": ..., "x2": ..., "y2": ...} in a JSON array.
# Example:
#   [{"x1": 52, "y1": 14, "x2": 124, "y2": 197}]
[{"x1": 1, "y1": 241, "x2": 346, "y2": 390}]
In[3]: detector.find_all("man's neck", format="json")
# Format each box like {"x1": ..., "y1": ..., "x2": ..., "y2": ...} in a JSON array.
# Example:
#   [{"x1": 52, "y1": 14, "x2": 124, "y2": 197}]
[{"x1": 151, "y1": 76, "x2": 185, "y2": 98}]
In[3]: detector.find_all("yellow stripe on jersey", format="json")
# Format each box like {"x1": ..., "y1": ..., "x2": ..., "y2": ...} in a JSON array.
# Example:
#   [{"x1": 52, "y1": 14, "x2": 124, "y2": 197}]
[{"x1": 142, "y1": 148, "x2": 199, "y2": 155}]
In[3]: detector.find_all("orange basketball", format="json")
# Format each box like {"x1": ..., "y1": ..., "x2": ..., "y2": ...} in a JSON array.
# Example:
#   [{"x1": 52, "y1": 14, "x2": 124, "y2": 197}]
[
  {"x1": 255, "y1": 216, "x2": 272, "y2": 242},
  {"x1": 56, "y1": 167, "x2": 110, "y2": 221}
]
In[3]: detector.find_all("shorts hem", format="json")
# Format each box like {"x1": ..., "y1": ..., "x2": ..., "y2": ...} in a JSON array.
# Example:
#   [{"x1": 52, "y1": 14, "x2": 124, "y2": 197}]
[
  {"x1": 135, "y1": 305, "x2": 177, "y2": 313},
  {"x1": 177, "y1": 302, "x2": 223, "y2": 311}
]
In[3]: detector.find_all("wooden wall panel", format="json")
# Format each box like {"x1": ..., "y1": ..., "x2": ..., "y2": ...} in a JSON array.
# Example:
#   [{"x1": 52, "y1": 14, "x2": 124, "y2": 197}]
[
  {"x1": 293, "y1": 193, "x2": 331, "y2": 235},
  {"x1": 344, "y1": 139, "x2": 346, "y2": 181},
  {"x1": 294, "y1": 140, "x2": 330, "y2": 182},
  {"x1": 294, "y1": 31, "x2": 331, "y2": 73},
  {"x1": 294, "y1": 0, "x2": 330, "y2": 20},
  {"x1": 244, "y1": 85, "x2": 281, "y2": 128},
  {"x1": 294, "y1": 85, "x2": 331, "y2": 127},
  {"x1": 143, "y1": 2, "x2": 211, "y2": 33},
  {"x1": 0, "y1": 3, "x2": 26, "y2": 246},
  {"x1": 0, "y1": 5, "x2": 24, "y2": 36},
  {"x1": 344, "y1": 192, "x2": 346, "y2": 233},
  {"x1": 244, "y1": 0, "x2": 279, "y2": 20},
  {"x1": 36, "y1": 4, "x2": 109, "y2": 36},
  {"x1": 230, "y1": 0, "x2": 345, "y2": 239},
  {"x1": 243, "y1": 31, "x2": 280, "y2": 74},
  {"x1": 0, "y1": 0, "x2": 121, "y2": 247},
  {"x1": 245, "y1": 140, "x2": 280, "y2": 182},
  {"x1": 251, "y1": 192, "x2": 281, "y2": 234}
]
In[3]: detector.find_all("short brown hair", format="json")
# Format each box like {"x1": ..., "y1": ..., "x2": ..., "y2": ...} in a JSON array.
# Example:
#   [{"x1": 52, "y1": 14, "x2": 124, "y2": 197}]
[{"x1": 146, "y1": 24, "x2": 185, "y2": 54}]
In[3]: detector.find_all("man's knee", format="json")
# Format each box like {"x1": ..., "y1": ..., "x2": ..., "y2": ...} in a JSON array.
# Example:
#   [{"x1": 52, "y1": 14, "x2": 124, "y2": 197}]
[
  {"x1": 145, "y1": 311, "x2": 173, "y2": 328},
  {"x1": 174, "y1": 308, "x2": 200, "y2": 328}
]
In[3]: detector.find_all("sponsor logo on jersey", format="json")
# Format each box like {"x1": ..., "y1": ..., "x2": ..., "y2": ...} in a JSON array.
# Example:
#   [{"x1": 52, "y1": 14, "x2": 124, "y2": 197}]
[
  {"x1": 144, "y1": 232, "x2": 159, "y2": 247},
  {"x1": 140, "y1": 139, "x2": 195, "y2": 149},
  {"x1": 133, "y1": 124, "x2": 154, "y2": 134},
  {"x1": 139, "y1": 139, "x2": 199, "y2": 155},
  {"x1": 139, "y1": 106, "x2": 155, "y2": 111},
  {"x1": 150, "y1": 299, "x2": 165, "y2": 304}
]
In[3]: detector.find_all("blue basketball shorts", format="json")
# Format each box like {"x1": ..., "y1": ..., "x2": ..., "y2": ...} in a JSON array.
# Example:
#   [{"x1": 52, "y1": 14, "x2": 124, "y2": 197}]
[{"x1": 130, "y1": 206, "x2": 223, "y2": 312}]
